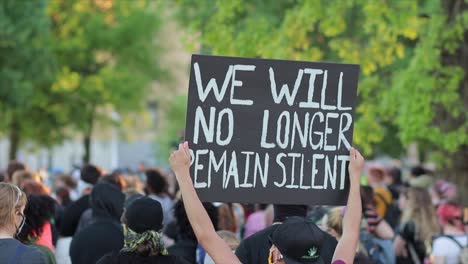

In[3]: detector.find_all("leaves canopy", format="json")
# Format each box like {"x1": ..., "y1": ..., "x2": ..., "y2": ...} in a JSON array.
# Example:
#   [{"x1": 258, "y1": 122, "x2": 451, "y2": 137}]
[{"x1": 173, "y1": 0, "x2": 467, "y2": 161}]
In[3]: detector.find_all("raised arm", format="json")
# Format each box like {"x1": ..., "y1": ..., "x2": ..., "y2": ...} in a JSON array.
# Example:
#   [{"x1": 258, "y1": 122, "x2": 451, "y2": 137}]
[
  {"x1": 169, "y1": 142, "x2": 241, "y2": 264},
  {"x1": 332, "y1": 147, "x2": 364, "y2": 263}
]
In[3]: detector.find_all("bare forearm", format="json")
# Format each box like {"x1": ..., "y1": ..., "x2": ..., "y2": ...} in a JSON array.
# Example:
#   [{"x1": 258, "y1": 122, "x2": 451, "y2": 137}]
[
  {"x1": 176, "y1": 169, "x2": 240, "y2": 263},
  {"x1": 176, "y1": 170, "x2": 216, "y2": 240},
  {"x1": 343, "y1": 175, "x2": 362, "y2": 237}
]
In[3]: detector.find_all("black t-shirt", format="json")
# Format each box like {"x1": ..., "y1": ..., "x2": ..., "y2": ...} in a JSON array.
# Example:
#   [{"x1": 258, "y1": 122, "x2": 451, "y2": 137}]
[
  {"x1": 0, "y1": 238, "x2": 47, "y2": 264},
  {"x1": 60, "y1": 194, "x2": 90, "y2": 236},
  {"x1": 235, "y1": 224, "x2": 338, "y2": 264},
  {"x1": 70, "y1": 218, "x2": 124, "y2": 264},
  {"x1": 168, "y1": 239, "x2": 198, "y2": 264},
  {"x1": 396, "y1": 220, "x2": 426, "y2": 264},
  {"x1": 97, "y1": 251, "x2": 191, "y2": 264}
]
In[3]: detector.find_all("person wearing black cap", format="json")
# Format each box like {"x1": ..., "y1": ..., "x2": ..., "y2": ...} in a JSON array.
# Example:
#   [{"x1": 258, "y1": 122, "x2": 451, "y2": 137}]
[
  {"x1": 235, "y1": 204, "x2": 338, "y2": 263},
  {"x1": 169, "y1": 142, "x2": 364, "y2": 264},
  {"x1": 268, "y1": 216, "x2": 326, "y2": 264},
  {"x1": 97, "y1": 197, "x2": 190, "y2": 264}
]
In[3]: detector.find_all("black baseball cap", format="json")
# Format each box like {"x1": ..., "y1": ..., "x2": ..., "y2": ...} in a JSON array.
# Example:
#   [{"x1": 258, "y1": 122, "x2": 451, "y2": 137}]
[
  {"x1": 270, "y1": 216, "x2": 325, "y2": 264},
  {"x1": 125, "y1": 197, "x2": 163, "y2": 233}
]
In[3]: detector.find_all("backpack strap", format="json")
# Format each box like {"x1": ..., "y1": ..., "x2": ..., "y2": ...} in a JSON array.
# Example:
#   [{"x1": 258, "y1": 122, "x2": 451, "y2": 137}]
[
  {"x1": 8, "y1": 242, "x2": 26, "y2": 264},
  {"x1": 375, "y1": 192, "x2": 390, "y2": 206},
  {"x1": 437, "y1": 235, "x2": 465, "y2": 249},
  {"x1": 407, "y1": 242, "x2": 422, "y2": 264}
]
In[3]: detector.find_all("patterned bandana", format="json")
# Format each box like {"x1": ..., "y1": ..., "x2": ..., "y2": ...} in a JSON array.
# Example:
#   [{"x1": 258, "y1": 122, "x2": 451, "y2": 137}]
[{"x1": 121, "y1": 225, "x2": 168, "y2": 256}]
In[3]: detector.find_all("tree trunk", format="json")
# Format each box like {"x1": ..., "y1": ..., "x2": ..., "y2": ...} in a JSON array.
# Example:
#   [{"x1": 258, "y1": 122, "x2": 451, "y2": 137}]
[
  {"x1": 83, "y1": 134, "x2": 91, "y2": 164},
  {"x1": 8, "y1": 118, "x2": 20, "y2": 161},
  {"x1": 82, "y1": 110, "x2": 95, "y2": 164},
  {"x1": 440, "y1": 0, "x2": 468, "y2": 204},
  {"x1": 443, "y1": 146, "x2": 468, "y2": 204}
]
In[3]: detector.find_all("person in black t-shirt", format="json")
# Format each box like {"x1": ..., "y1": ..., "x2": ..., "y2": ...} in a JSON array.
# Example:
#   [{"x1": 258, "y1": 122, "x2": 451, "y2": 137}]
[
  {"x1": 98, "y1": 197, "x2": 189, "y2": 264},
  {"x1": 60, "y1": 164, "x2": 102, "y2": 236},
  {"x1": 235, "y1": 204, "x2": 338, "y2": 264}
]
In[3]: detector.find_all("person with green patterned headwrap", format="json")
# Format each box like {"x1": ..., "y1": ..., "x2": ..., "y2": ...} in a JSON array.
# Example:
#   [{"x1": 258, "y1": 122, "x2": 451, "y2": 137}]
[{"x1": 97, "y1": 197, "x2": 190, "y2": 264}]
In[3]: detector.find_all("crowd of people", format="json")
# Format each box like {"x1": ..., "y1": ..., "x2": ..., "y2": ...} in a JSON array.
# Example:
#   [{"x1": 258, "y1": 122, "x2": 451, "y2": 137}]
[{"x1": 0, "y1": 143, "x2": 466, "y2": 264}]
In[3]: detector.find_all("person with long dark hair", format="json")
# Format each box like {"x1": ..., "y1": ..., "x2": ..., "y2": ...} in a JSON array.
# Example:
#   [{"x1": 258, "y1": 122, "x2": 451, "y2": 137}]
[{"x1": 17, "y1": 195, "x2": 57, "y2": 264}]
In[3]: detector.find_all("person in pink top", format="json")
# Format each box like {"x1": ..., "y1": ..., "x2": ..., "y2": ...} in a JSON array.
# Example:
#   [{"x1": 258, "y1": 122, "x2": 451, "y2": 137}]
[
  {"x1": 243, "y1": 204, "x2": 268, "y2": 238},
  {"x1": 169, "y1": 142, "x2": 364, "y2": 264},
  {"x1": 35, "y1": 221, "x2": 54, "y2": 252}
]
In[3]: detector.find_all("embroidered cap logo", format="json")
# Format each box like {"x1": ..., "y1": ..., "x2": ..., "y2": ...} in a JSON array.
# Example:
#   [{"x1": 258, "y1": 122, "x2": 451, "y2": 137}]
[{"x1": 301, "y1": 246, "x2": 319, "y2": 259}]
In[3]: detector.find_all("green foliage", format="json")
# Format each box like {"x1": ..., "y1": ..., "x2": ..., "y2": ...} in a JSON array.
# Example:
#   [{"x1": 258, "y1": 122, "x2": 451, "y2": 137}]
[
  {"x1": 0, "y1": 0, "x2": 66, "y2": 149},
  {"x1": 173, "y1": 0, "x2": 467, "y2": 160},
  {"x1": 48, "y1": 0, "x2": 163, "y2": 134},
  {"x1": 157, "y1": 95, "x2": 188, "y2": 158},
  {"x1": 0, "y1": 0, "x2": 165, "y2": 159}
]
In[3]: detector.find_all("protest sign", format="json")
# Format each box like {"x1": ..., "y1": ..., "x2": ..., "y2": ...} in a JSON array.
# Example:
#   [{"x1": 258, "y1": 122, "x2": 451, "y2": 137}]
[{"x1": 185, "y1": 54, "x2": 359, "y2": 205}]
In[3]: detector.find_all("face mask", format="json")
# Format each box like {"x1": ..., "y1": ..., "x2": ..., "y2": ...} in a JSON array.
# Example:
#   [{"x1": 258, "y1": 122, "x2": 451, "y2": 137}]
[
  {"x1": 15, "y1": 213, "x2": 26, "y2": 238},
  {"x1": 13, "y1": 185, "x2": 25, "y2": 238}
]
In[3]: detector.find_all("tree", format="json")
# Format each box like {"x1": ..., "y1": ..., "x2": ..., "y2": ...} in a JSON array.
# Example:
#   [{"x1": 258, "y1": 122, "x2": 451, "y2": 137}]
[
  {"x1": 48, "y1": 0, "x2": 164, "y2": 163},
  {"x1": 173, "y1": 0, "x2": 467, "y2": 195},
  {"x1": 387, "y1": 0, "x2": 467, "y2": 190},
  {"x1": 0, "y1": 0, "x2": 65, "y2": 160}
]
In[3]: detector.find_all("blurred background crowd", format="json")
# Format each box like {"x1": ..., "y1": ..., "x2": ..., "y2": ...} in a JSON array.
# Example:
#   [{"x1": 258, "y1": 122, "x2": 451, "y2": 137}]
[{"x1": 0, "y1": 158, "x2": 466, "y2": 263}]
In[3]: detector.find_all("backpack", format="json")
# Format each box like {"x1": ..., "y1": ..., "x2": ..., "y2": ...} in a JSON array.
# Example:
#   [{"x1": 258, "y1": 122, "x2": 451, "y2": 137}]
[
  {"x1": 436, "y1": 235, "x2": 468, "y2": 264},
  {"x1": 360, "y1": 230, "x2": 395, "y2": 264},
  {"x1": 375, "y1": 192, "x2": 400, "y2": 229}
]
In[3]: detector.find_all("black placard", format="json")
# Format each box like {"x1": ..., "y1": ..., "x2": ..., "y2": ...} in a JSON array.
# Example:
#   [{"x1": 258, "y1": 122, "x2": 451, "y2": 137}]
[{"x1": 184, "y1": 54, "x2": 359, "y2": 205}]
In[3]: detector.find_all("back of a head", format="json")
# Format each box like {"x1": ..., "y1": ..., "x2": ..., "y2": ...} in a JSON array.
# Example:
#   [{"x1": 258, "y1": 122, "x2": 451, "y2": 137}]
[
  {"x1": 360, "y1": 185, "x2": 376, "y2": 209},
  {"x1": 273, "y1": 204, "x2": 308, "y2": 223},
  {"x1": 0, "y1": 183, "x2": 27, "y2": 233},
  {"x1": 410, "y1": 165, "x2": 427, "y2": 178},
  {"x1": 433, "y1": 180, "x2": 458, "y2": 202},
  {"x1": 18, "y1": 194, "x2": 56, "y2": 242},
  {"x1": 389, "y1": 167, "x2": 402, "y2": 185},
  {"x1": 271, "y1": 216, "x2": 326, "y2": 263},
  {"x1": 325, "y1": 207, "x2": 344, "y2": 237},
  {"x1": 145, "y1": 168, "x2": 168, "y2": 195},
  {"x1": 81, "y1": 164, "x2": 102, "y2": 185},
  {"x1": 99, "y1": 173, "x2": 126, "y2": 191},
  {"x1": 122, "y1": 197, "x2": 169, "y2": 257},
  {"x1": 125, "y1": 197, "x2": 163, "y2": 233},
  {"x1": 401, "y1": 187, "x2": 439, "y2": 241},
  {"x1": 56, "y1": 174, "x2": 77, "y2": 189},
  {"x1": 11, "y1": 170, "x2": 39, "y2": 187},
  {"x1": 217, "y1": 230, "x2": 240, "y2": 250},
  {"x1": 21, "y1": 179, "x2": 50, "y2": 196},
  {"x1": 7, "y1": 160, "x2": 26, "y2": 181},
  {"x1": 90, "y1": 183, "x2": 125, "y2": 221},
  {"x1": 367, "y1": 165, "x2": 385, "y2": 184},
  {"x1": 55, "y1": 187, "x2": 71, "y2": 206},
  {"x1": 174, "y1": 200, "x2": 219, "y2": 241},
  {"x1": 436, "y1": 202, "x2": 463, "y2": 228}
]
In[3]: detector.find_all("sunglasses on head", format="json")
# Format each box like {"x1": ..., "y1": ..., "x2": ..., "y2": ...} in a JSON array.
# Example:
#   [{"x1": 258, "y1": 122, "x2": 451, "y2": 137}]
[{"x1": 13, "y1": 185, "x2": 22, "y2": 206}]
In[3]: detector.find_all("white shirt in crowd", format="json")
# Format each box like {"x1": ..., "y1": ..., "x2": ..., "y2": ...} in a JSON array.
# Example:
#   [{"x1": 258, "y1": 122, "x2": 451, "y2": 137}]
[
  {"x1": 148, "y1": 194, "x2": 174, "y2": 227},
  {"x1": 432, "y1": 234, "x2": 467, "y2": 264}
]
